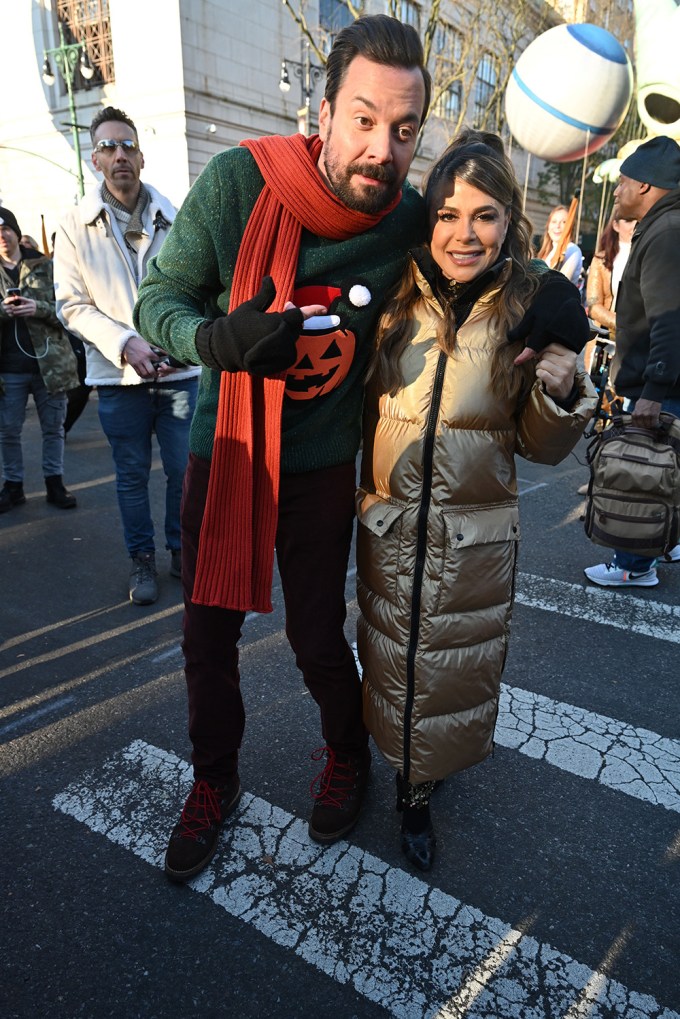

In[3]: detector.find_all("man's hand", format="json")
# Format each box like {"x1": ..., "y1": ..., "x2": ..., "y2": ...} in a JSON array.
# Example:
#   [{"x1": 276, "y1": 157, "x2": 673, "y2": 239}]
[
  {"x1": 195, "y1": 276, "x2": 324, "y2": 376},
  {"x1": 509, "y1": 273, "x2": 589, "y2": 361},
  {"x1": 122, "y1": 334, "x2": 174, "y2": 380},
  {"x1": 631, "y1": 398, "x2": 662, "y2": 430}
]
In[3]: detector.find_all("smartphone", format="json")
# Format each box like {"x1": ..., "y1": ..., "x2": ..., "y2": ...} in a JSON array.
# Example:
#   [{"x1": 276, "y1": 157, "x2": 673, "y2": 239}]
[
  {"x1": 303, "y1": 314, "x2": 341, "y2": 331},
  {"x1": 150, "y1": 348, "x2": 187, "y2": 369},
  {"x1": 6, "y1": 287, "x2": 21, "y2": 299}
]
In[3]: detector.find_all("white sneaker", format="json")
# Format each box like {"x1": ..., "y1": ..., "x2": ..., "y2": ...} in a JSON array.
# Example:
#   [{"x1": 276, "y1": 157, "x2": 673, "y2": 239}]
[
  {"x1": 661, "y1": 543, "x2": 680, "y2": 563},
  {"x1": 584, "y1": 562, "x2": 659, "y2": 587}
]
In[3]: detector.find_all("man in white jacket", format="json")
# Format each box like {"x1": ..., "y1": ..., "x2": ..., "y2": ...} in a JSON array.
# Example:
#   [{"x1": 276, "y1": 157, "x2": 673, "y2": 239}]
[{"x1": 54, "y1": 107, "x2": 200, "y2": 604}]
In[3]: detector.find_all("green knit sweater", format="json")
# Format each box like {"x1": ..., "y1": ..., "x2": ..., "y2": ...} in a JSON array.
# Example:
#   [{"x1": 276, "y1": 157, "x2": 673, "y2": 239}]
[{"x1": 134, "y1": 145, "x2": 425, "y2": 472}]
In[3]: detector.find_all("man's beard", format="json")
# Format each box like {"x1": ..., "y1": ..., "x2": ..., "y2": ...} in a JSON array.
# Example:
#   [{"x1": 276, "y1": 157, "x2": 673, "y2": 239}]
[{"x1": 322, "y1": 134, "x2": 400, "y2": 213}]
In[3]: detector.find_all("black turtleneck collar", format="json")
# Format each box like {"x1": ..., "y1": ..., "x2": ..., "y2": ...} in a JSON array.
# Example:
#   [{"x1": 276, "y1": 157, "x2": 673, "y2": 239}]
[{"x1": 410, "y1": 246, "x2": 509, "y2": 327}]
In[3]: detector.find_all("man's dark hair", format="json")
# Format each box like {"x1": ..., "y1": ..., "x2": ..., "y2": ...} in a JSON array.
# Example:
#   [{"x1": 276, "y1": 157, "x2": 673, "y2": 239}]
[
  {"x1": 90, "y1": 106, "x2": 138, "y2": 144},
  {"x1": 325, "y1": 14, "x2": 431, "y2": 126}
]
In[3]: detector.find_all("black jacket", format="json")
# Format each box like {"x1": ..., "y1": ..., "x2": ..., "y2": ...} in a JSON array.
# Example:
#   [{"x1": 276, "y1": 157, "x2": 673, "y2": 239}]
[{"x1": 612, "y1": 189, "x2": 680, "y2": 403}]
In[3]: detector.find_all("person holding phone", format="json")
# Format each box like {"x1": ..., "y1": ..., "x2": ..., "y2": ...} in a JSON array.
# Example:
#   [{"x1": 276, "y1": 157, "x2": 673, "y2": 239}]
[
  {"x1": 0, "y1": 207, "x2": 78, "y2": 514},
  {"x1": 53, "y1": 107, "x2": 201, "y2": 605}
]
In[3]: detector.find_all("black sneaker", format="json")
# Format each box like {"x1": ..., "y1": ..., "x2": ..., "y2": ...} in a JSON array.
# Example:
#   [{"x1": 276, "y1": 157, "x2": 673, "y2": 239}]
[
  {"x1": 308, "y1": 746, "x2": 371, "y2": 845},
  {"x1": 0, "y1": 481, "x2": 26, "y2": 514},
  {"x1": 170, "y1": 549, "x2": 182, "y2": 579},
  {"x1": 165, "y1": 776, "x2": 241, "y2": 882},
  {"x1": 129, "y1": 552, "x2": 158, "y2": 605}
]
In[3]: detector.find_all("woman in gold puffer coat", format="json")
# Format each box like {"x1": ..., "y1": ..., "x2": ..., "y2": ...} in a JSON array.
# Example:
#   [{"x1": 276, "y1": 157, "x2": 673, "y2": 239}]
[{"x1": 356, "y1": 131, "x2": 596, "y2": 872}]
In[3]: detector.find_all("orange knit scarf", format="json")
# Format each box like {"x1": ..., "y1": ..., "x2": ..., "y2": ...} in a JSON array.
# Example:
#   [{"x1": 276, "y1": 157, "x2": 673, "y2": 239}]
[{"x1": 192, "y1": 133, "x2": 400, "y2": 612}]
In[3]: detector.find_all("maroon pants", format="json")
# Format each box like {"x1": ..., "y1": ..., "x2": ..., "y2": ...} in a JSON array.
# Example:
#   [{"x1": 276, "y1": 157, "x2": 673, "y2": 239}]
[{"x1": 180, "y1": 454, "x2": 367, "y2": 784}]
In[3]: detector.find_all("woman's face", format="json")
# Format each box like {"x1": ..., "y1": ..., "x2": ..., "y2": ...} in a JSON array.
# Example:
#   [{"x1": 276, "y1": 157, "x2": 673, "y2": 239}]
[
  {"x1": 429, "y1": 178, "x2": 510, "y2": 284},
  {"x1": 547, "y1": 208, "x2": 568, "y2": 243},
  {"x1": 614, "y1": 217, "x2": 636, "y2": 243}
]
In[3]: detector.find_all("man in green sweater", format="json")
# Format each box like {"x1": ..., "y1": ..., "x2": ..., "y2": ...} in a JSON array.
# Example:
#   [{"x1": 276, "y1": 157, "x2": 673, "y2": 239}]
[{"x1": 135, "y1": 14, "x2": 430, "y2": 881}]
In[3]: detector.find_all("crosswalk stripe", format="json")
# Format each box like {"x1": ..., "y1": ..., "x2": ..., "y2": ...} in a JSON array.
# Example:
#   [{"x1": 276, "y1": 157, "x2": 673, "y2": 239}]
[
  {"x1": 350, "y1": 644, "x2": 680, "y2": 816},
  {"x1": 515, "y1": 572, "x2": 680, "y2": 644},
  {"x1": 497, "y1": 684, "x2": 680, "y2": 813},
  {"x1": 53, "y1": 740, "x2": 679, "y2": 1019}
]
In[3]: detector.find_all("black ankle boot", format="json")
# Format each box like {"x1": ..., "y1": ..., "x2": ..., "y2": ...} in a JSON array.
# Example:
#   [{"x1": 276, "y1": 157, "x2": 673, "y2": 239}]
[
  {"x1": 395, "y1": 774, "x2": 436, "y2": 872},
  {"x1": 0, "y1": 481, "x2": 26, "y2": 514},
  {"x1": 401, "y1": 823, "x2": 436, "y2": 872},
  {"x1": 45, "y1": 475, "x2": 77, "y2": 509}
]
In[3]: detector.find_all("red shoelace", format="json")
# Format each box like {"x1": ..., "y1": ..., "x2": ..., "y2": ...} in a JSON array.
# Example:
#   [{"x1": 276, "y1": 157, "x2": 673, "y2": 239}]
[
  {"x1": 176, "y1": 780, "x2": 222, "y2": 841},
  {"x1": 310, "y1": 746, "x2": 358, "y2": 807}
]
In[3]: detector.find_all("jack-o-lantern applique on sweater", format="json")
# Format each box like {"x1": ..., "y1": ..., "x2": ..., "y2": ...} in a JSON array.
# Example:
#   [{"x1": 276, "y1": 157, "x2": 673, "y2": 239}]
[{"x1": 285, "y1": 282, "x2": 371, "y2": 401}]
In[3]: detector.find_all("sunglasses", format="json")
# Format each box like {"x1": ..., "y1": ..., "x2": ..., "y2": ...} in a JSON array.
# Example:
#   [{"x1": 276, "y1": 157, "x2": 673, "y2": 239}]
[{"x1": 94, "y1": 139, "x2": 139, "y2": 153}]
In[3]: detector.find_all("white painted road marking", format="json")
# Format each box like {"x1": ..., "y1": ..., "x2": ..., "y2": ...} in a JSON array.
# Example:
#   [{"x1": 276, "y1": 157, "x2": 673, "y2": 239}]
[
  {"x1": 351, "y1": 645, "x2": 680, "y2": 816},
  {"x1": 0, "y1": 694, "x2": 76, "y2": 737},
  {"x1": 497, "y1": 685, "x2": 680, "y2": 813},
  {"x1": 515, "y1": 572, "x2": 680, "y2": 644},
  {"x1": 516, "y1": 477, "x2": 549, "y2": 495},
  {"x1": 53, "y1": 741, "x2": 679, "y2": 1019}
]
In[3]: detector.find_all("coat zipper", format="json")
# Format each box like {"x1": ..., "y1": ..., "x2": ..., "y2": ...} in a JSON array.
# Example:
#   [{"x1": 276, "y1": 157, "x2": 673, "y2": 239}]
[{"x1": 403, "y1": 348, "x2": 447, "y2": 781}]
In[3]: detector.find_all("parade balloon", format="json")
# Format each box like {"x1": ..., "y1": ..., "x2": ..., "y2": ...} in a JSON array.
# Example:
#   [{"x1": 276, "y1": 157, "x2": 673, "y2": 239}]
[
  {"x1": 505, "y1": 24, "x2": 633, "y2": 162},
  {"x1": 634, "y1": 0, "x2": 680, "y2": 140}
]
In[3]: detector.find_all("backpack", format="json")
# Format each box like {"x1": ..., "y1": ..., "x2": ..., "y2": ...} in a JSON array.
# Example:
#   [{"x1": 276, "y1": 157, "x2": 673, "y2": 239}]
[{"x1": 583, "y1": 411, "x2": 680, "y2": 558}]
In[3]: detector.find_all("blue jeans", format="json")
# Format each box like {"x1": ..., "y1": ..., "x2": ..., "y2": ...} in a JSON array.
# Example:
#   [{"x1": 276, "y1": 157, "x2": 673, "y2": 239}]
[
  {"x1": 0, "y1": 372, "x2": 67, "y2": 482},
  {"x1": 614, "y1": 395, "x2": 680, "y2": 572},
  {"x1": 97, "y1": 379, "x2": 198, "y2": 557}
]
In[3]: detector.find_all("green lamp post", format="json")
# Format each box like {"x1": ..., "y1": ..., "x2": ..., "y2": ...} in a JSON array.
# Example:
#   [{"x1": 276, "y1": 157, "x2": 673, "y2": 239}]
[{"x1": 42, "y1": 21, "x2": 95, "y2": 198}]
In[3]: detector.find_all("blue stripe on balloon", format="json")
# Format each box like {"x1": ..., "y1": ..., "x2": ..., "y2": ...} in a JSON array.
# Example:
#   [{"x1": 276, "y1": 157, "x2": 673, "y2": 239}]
[
  {"x1": 511, "y1": 69, "x2": 615, "y2": 135},
  {"x1": 567, "y1": 24, "x2": 628, "y2": 64}
]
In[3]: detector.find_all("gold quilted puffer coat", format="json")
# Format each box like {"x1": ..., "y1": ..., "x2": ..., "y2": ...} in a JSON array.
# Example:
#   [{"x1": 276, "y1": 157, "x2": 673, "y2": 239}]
[{"x1": 357, "y1": 261, "x2": 596, "y2": 785}]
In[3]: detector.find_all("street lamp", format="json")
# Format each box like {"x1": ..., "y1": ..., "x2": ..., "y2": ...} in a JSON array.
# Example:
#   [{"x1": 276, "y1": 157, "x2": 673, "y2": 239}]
[
  {"x1": 42, "y1": 21, "x2": 95, "y2": 198},
  {"x1": 279, "y1": 39, "x2": 323, "y2": 136}
]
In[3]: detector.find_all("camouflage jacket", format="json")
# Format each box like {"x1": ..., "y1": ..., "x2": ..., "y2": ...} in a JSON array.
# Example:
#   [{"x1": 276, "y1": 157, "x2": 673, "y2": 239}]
[{"x1": 0, "y1": 248, "x2": 78, "y2": 394}]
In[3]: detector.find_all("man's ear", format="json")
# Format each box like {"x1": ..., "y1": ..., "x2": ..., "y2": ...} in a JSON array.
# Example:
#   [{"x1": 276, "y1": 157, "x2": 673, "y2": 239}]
[
  {"x1": 92, "y1": 150, "x2": 100, "y2": 173},
  {"x1": 318, "y1": 98, "x2": 331, "y2": 143}
]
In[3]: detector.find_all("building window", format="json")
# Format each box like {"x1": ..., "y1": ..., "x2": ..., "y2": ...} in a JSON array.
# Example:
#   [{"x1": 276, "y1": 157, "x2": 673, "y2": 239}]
[
  {"x1": 393, "y1": 0, "x2": 420, "y2": 33},
  {"x1": 319, "y1": 0, "x2": 353, "y2": 54},
  {"x1": 473, "y1": 52, "x2": 497, "y2": 127},
  {"x1": 432, "y1": 22, "x2": 462, "y2": 121},
  {"x1": 56, "y1": 0, "x2": 115, "y2": 90}
]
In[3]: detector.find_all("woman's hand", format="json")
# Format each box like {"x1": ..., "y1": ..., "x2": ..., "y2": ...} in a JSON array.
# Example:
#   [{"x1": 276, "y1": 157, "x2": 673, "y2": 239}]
[{"x1": 532, "y1": 342, "x2": 577, "y2": 401}]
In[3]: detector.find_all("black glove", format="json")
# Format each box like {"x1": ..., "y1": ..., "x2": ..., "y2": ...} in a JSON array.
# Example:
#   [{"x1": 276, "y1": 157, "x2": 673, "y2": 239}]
[
  {"x1": 195, "y1": 276, "x2": 303, "y2": 376},
  {"x1": 507, "y1": 271, "x2": 589, "y2": 355}
]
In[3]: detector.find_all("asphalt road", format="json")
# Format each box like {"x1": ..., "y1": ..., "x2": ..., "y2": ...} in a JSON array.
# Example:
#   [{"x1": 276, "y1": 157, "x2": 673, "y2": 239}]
[{"x1": 2, "y1": 395, "x2": 679, "y2": 1019}]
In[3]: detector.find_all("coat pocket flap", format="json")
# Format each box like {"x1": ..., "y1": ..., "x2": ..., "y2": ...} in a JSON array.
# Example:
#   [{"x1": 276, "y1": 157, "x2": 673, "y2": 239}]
[
  {"x1": 356, "y1": 490, "x2": 406, "y2": 537},
  {"x1": 442, "y1": 504, "x2": 520, "y2": 549}
]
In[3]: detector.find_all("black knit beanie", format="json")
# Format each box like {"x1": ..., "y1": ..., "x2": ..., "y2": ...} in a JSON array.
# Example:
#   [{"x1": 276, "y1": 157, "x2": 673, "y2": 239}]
[
  {"x1": 0, "y1": 207, "x2": 21, "y2": 239},
  {"x1": 620, "y1": 136, "x2": 680, "y2": 190}
]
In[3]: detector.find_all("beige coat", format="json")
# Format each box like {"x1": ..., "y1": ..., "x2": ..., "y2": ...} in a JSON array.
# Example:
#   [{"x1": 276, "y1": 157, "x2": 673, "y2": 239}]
[
  {"x1": 54, "y1": 183, "x2": 201, "y2": 388},
  {"x1": 357, "y1": 265, "x2": 596, "y2": 785}
]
